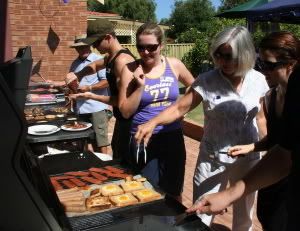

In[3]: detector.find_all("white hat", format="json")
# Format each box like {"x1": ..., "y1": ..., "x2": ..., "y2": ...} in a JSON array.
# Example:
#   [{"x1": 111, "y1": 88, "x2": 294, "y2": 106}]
[{"x1": 69, "y1": 34, "x2": 91, "y2": 48}]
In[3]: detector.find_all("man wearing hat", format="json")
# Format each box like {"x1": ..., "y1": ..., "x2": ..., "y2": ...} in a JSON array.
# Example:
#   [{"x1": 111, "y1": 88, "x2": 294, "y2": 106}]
[
  {"x1": 66, "y1": 19, "x2": 135, "y2": 162},
  {"x1": 69, "y1": 34, "x2": 111, "y2": 154}
]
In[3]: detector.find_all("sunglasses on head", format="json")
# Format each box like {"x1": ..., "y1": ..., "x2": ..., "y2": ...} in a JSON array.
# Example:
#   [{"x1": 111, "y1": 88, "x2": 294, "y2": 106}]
[
  {"x1": 257, "y1": 58, "x2": 288, "y2": 71},
  {"x1": 136, "y1": 44, "x2": 160, "y2": 52},
  {"x1": 92, "y1": 36, "x2": 105, "y2": 48},
  {"x1": 214, "y1": 51, "x2": 235, "y2": 61}
]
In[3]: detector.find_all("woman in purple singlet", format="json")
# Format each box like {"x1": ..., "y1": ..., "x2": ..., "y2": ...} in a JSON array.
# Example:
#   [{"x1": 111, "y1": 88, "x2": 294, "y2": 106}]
[{"x1": 118, "y1": 22, "x2": 194, "y2": 199}]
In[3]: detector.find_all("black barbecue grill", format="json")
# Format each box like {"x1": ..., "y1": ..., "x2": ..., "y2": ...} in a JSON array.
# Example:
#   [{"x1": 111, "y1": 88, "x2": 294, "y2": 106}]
[{"x1": 0, "y1": 48, "x2": 211, "y2": 230}]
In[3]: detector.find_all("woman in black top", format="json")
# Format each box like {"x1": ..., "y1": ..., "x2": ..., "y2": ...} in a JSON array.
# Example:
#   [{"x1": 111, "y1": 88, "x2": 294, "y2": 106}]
[{"x1": 228, "y1": 31, "x2": 300, "y2": 230}]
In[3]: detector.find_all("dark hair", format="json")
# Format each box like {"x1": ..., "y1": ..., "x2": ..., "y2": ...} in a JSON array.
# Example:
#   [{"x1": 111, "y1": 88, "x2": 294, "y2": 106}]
[
  {"x1": 259, "y1": 31, "x2": 300, "y2": 64},
  {"x1": 136, "y1": 22, "x2": 164, "y2": 44}
]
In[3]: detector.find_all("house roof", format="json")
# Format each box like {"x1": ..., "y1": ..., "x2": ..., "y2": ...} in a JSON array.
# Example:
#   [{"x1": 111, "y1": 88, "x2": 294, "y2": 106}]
[
  {"x1": 87, "y1": 11, "x2": 169, "y2": 30},
  {"x1": 87, "y1": 11, "x2": 122, "y2": 19}
]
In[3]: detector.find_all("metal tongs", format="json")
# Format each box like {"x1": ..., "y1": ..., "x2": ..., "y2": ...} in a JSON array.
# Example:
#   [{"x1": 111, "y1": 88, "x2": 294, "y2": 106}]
[
  {"x1": 174, "y1": 211, "x2": 197, "y2": 226},
  {"x1": 136, "y1": 142, "x2": 147, "y2": 164}
]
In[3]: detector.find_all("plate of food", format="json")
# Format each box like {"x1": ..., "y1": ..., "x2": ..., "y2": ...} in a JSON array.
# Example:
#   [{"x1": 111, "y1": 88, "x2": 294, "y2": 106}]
[
  {"x1": 61, "y1": 121, "x2": 92, "y2": 131},
  {"x1": 28, "y1": 124, "x2": 60, "y2": 136}
]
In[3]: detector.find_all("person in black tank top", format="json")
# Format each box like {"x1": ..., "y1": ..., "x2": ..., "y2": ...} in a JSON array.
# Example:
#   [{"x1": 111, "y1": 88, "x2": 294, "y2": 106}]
[
  {"x1": 105, "y1": 49, "x2": 135, "y2": 161},
  {"x1": 256, "y1": 88, "x2": 288, "y2": 231},
  {"x1": 65, "y1": 19, "x2": 135, "y2": 161}
]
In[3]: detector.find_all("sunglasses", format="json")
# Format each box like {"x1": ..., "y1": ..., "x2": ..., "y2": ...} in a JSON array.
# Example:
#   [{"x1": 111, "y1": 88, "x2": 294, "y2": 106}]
[
  {"x1": 92, "y1": 36, "x2": 105, "y2": 48},
  {"x1": 214, "y1": 51, "x2": 235, "y2": 61},
  {"x1": 257, "y1": 58, "x2": 288, "y2": 71},
  {"x1": 136, "y1": 44, "x2": 160, "y2": 52}
]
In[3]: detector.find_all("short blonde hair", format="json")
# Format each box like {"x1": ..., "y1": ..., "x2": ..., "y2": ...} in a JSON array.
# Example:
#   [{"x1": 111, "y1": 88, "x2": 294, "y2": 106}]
[{"x1": 210, "y1": 26, "x2": 256, "y2": 77}]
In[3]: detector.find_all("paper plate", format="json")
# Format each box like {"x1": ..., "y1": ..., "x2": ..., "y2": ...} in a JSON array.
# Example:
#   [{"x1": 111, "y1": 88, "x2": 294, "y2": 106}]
[{"x1": 28, "y1": 124, "x2": 60, "y2": 136}]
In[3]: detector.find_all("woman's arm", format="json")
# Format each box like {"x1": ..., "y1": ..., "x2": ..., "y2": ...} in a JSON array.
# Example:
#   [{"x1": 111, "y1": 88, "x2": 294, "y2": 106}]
[
  {"x1": 256, "y1": 98, "x2": 268, "y2": 139},
  {"x1": 187, "y1": 144, "x2": 291, "y2": 215},
  {"x1": 69, "y1": 92, "x2": 117, "y2": 106},
  {"x1": 168, "y1": 57, "x2": 195, "y2": 87},
  {"x1": 66, "y1": 59, "x2": 106, "y2": 84},
  {"x1": 228, "y1": 136, "x2": 269, "y2": 156},
  {"x1": 135, "y1": 88, "x2": 203, "y2": 145},
  {"x1": 118, "y1": 63, "x2": 145, "y2": 119},
  {"x1": 229, "y1": 97, "x2": 269, "y2": 156},
  {"x1": 76, "y1": 59, "x2": 106, "y2": 80}
]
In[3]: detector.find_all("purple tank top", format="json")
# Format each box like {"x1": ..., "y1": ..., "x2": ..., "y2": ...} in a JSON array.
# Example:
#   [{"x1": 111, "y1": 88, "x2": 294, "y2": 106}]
[{"x1": 131, "y1": 58, "x2": 181, "y2": 134}]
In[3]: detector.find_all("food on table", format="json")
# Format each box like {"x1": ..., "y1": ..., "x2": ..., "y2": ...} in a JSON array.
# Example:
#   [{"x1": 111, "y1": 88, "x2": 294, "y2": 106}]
[
  {"x1": 51, "y1": 107, "x2": 69, "y2": 113},
  {"x1": 89, "y1": 171, "x2": 108, "y2": 181},
  {"x1": 24, "y1": 107, "x2": 44, "y2": 116},
  {"x1": 65, "y1": 171, "x2": 90, "y2": 176},
  {"x1": 90, "y1": 188, "x2": 101, "y2": 198},
  {"x1": 56, "y1": 187, "x2": 79, "y2": 195},
  {"x1": 104, "y1": 166, "x2": 125, "y2": 174},
  {"x1": 27, "y1": 94, "x2": 56, "y2": 102},
  {"x1": 56, "y1": 114, "x2": 65, "y2": 118},
  {"x1": 66, "y1": 117, "x2": 77, "y2": 121},
  {"x1": 136, "y1": 177, "x2": 147, "y2": 182},
  {"x1": 48, "y1": 88, "x2": 59, "y2": 93},
  {"x1": 125, "y1": 175, "x2": 133, "y2": 182},
  {"x1": 64, "y1": 121, "x2": 87, "y2": 129},
  {"x1": 80, "y1": 176, "x2": 103, "y2": 185},
  {"x1": 35, "y1": 120, "x2": 48, "y2": 123},
  {"x1": 110, "y1": 193, "x2": 138, "y2": 207},
  {"x1": 30, "y1": 87, "x2": 48, "y2": 92},
  {"x1": 56, "y1": 188, "x2": 86, "y2": 213},
  {"x1": 50, "y1": 178, "x2": 63, "y2": 191},
  {"x1": 45, "y1": 114, "x2": 56, "y2": 119},
  {"x1": 50, "y1": 167, "x2": 132, "y2": 192},
  {"x1": 61, "y1": 179, "x2": 77, "y2": 189},
  {"x1": 51, "y1": 171, "x2": 162, "y2": 215},
  {"x1": 25, "y1": 115, "x2": 34, "y2": 121},
  {"x1": 101, "y1": 183, "x2": 124, "y2": 196},
  {"x1": 121, "y1": 181, "x2": 145, "y2": 193},
  {"x1": 86, "y1": 196, "x2": 111, "y2": 211},
  {"x1": 69, "y1": 178, "x2": 87, "y2": 187},
  {"x1": 132, "y1": 188, "x2": 162, "y2": 203},
  {"x1": 89, "y1": 167, "x2": 131, "y2": 179},
  {"x1": 34, "y1": 115, "x2": 46, "y2": 120},
  {"x1": 30, "y1": 88, "x2": 59, "y2": 93},
  {"x1": 51, "y1": 175, "x2": 76, "y2": 180}
]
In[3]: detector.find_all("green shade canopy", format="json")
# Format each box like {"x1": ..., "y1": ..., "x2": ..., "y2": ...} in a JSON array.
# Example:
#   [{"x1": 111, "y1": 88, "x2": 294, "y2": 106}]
[{"x1": 216, "y1": 0, "x2": 270, "y2": 18}]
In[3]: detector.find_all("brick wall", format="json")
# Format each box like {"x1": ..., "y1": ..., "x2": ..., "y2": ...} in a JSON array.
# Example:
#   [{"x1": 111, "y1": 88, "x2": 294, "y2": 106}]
[{"x1": 8, "y1": 0, "x2": 87, "y2": 81}]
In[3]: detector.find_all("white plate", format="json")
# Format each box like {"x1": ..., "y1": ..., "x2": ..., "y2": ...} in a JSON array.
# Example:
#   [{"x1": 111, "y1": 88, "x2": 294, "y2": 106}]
[
  {"x1": 28, "y1": 125, "x2": 60, "y2": 136},
  {"x1": 61, "y1": 122, "x2": 92, "y2": 131},
  {"x1": 93, "y1": 152, "x2": 113, "y2": 161}
]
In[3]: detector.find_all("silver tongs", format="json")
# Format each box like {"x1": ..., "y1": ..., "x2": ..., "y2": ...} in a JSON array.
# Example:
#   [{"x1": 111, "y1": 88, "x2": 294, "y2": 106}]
[
  {"x1": 136, "y1": 142, "x2": 147, "y2": 164},
  {"x1": 174, "y1": 211, "x2": 197, "y2": 226}
]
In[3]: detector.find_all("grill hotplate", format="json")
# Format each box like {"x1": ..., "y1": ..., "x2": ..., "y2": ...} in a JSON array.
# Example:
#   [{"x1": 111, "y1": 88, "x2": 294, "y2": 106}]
[{"x1": 35, "y1": 152, "x2": 211, "y2": 231}]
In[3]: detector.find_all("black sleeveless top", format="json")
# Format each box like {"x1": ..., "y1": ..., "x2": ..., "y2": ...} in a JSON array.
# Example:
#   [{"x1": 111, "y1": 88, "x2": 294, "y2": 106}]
[{"x1": 106, "y1": 49, "x2": 135, "y2": 121}]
